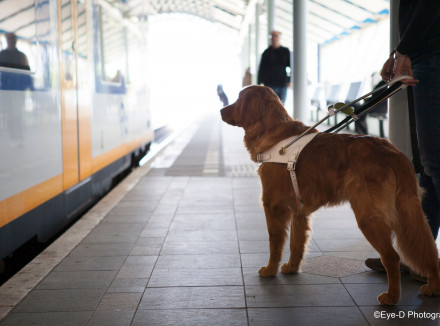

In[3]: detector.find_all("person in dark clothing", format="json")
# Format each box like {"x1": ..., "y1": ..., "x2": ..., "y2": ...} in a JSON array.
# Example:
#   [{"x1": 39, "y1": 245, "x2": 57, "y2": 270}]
[
  {"x1": 365, "y1": 0, "x2": 440, "y2": 281},
  {"x1": 0, "y1": 33, "x2": 30, "y2": 70},
  {"x1": 257, "y1": 31, "x2": 291, "y2": 105}
]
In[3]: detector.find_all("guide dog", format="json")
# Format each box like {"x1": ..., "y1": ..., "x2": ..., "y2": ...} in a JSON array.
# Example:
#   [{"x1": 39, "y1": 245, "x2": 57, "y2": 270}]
[{"x1": 220, "y1": 85, "x2": 440, "y2": 305}]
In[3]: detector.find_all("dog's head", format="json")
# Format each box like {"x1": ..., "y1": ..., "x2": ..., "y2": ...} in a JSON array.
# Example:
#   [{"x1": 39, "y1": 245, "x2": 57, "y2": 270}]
[{"x1": 220, "y1": 85, "x2": 291, "y2": 131}]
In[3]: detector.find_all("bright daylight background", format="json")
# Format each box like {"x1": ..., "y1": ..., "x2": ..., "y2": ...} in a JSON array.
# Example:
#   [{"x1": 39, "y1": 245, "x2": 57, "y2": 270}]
[
  {"x1": 148, "y1": 14, "x2": 243, "y2": 131},
  {"x1": 147, "y1": 13, "x2": 391, "y2": 133}
]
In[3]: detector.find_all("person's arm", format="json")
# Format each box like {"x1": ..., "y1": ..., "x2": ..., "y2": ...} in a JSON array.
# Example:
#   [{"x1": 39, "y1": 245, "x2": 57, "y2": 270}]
[
  {"x1": 397, "y1": 0, "x2": 440, "y2": 57},
  {"x1": 257, "y1": 51, "x2": 267, "y2": 85}
]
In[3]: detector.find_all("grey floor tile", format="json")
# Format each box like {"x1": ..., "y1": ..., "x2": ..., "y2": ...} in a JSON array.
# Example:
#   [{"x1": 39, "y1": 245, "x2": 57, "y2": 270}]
[
  {"x1": 132, "y1": 309, "x2": 247, "y2": 326},
  {"x1": 13, "y1": 289, "x2": 105, "y2": 312},
  {"x1": 314, "y1": 238, "x2": 375, "y2": 252},
  {"x1": 130, "y1": 237, "x2": 164, "y2": 256},
  {"x1": 86, "y1": 310, "x2": 135, "y2": 326},
  {"x1": 165, "y1": 230, "x2": 237, "y2": 242},
  {"x1": 160, "y1": 241, "x2": 239, "y2": 255},
  {"x1": 311, "y1": 227, "x2": 364, "y2": 239},
  {"x1": 138, "y1": 286, "x2": 245, "y2": 309},
  {"x1": 245, "y1": 284, "x2": 355, "y2": 307},
  {"x1": 102, "y1": 214, "x2": 151, "y2": 224},
  {"x1": 243, "y1": 268, "x2": 340, "y2": 286},
  {"x1": 240, "y1": 252, "x2": 322, "y2": 269},
  {"x1": 116, "y1": 265, "x2": 154, "y2": 279},
  {"x1": 155, "y1": 254, "x2": 241, "y2": 269},
  {"x1": 123, "y1": 256, "x2": 158, "y2": 266},
  {"x1": 340, "y1": 271, "x2": 390, "y2": 284},
  {"x1": 0, "y1": 312, "x2": 92, "y2": 326},
  {"x1": 248, "y1": 307, "x2": 368, "y2": 326},
  {"x1": 170, "y1": 214, "x2": 236, "y2": 231},
  {"x1": 148, "y1": 268, "x2": 243, "y2": 287},
  {"x1": 175, "y1": 205, "x2": 234, "y2": 215},
  {"x1": 107, "y1": 278, "x2": 148, "y2": 293},
  {"x1": 108, "y1": 206, "x2": 155, "y2": 216},
  {"x1": 345, "y1": 282, "x2": 440, "y2": 306},
  {"x1": 54, "y1": 256, "x2": 126, "y2": 272},
  {"x1": 360, "y1": 305, "x2": 440, "y2": 326},
  {"x1": 36, "y1": 270, "x2": 117, "y2": 290},
  {"x1": 139, "y1": 227, "x2": 169, "y2": 238},
  {"x1": 96, "y1": 293, "x2": 142, "y2": 310},
  {"x1": 69, "y1": 243, "x2": 134, "y2": 257},
  {"x1": 239, "y1": 239, "x2": 321, "y2": 254},
  {"x1": 326, "y1": 250, "x2": 380, "y2": 261},
  {"x1": 114, "y1": 200, "x2": 159, "y2": 209}
]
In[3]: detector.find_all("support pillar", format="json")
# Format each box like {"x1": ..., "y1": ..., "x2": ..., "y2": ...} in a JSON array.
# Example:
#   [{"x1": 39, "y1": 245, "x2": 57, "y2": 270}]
[
  {"x1": 293, "y1": 0, "x2": 308, "y2": 121},
  {"x1": 267, "y1": 0, "x2": 275, "y2": 36},
  {"x1": 255, "y1": 3, "x2": 261, "y2": 72},
  {"x1": 388, "y1": 0, "x2": 411, "y2": 158}
]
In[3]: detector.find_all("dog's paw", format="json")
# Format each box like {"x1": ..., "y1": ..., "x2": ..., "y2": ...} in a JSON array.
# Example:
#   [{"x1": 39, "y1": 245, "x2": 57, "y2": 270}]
[
  {"x1": 378, "y1": 292, "x2": 399, "y2": 306},
  {"x1": 420, "y1": 284, "x2": 440, "y2": 296},
  {"x1": 281, "y1": 262, "x2": 299, "y2": 274},
  {"x1": 258, "y1": 266, "x2": 277, "y2": 277}
]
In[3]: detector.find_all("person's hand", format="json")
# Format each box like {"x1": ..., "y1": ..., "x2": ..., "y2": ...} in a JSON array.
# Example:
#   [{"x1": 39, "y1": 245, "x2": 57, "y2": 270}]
[
  {"x1": 380, "y1": 56, "x2": 395, "y2": 82},
  {"x1": 286, "y1": 82, "x2": 291, "y2": 88},
  {"x1": 381, "y1": 52, "x2": 419, "y2": 86},
  {"x1": 393, "y1": 54, "x2": 419, "y2": 86}
]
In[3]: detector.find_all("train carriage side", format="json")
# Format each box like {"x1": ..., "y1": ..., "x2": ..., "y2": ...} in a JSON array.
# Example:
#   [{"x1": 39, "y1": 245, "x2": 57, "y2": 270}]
[{"x1": 0, "y1": 0, "x2": 152, "y2": 262}]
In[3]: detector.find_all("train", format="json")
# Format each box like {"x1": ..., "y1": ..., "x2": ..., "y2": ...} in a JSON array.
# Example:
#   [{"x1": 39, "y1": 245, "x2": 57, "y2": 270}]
[{"x1": 0, "y1": 0, "x2": 153, "y2": 261}]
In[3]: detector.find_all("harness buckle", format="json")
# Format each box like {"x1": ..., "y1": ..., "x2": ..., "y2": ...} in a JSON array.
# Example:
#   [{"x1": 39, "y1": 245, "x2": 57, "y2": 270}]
[{"x1": 287, "y1": 161, "x2": 295, "y2": 171}]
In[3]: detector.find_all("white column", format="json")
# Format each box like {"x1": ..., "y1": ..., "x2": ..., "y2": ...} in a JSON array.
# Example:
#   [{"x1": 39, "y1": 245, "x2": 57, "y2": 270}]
[
  {"x1": 267, "y1": 0, "x2": 275, "y2": 37},
  {"x1": 255, "y1": 3, "x2": 260, "y2": 71},
  {"x1": 293, "y1": 0, "x2": 308, "y2": 121},
  {"x1": 388, "y1": 0, "x2": 411, "y2": 158}
]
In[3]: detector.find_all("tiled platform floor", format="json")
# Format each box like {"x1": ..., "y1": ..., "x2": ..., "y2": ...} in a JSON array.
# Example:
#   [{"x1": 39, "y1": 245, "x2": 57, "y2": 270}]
[{"x1": 1, "y1": 113, "x2": 440, "y2": 325}]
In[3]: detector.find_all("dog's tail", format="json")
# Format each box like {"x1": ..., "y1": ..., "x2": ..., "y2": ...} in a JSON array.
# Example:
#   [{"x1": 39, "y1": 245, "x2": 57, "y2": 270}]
[{"x1": 394, "y1": 181, "x2": 439, "y2": 279}]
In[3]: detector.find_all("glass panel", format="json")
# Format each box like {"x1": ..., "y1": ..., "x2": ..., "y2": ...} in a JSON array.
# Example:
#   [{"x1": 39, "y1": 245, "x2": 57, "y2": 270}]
[
  {"x1": 61, "y1": 0, "x2": 74, "y2": 81},
  {"x1": 100, "y1": 7, "x2": 126, "y2": 82},
  {"x1": 77, "y1": 0, "x2": 87, "y2": 59}
]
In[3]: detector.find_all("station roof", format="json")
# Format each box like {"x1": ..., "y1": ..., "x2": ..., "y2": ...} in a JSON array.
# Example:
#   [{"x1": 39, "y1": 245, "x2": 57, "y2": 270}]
[
  {"x1": 0, "y1": 0, "x2": 389, "y2": 47},
  {"x1": 123, "y1": 0, "x2": 390, "y2": 45}
]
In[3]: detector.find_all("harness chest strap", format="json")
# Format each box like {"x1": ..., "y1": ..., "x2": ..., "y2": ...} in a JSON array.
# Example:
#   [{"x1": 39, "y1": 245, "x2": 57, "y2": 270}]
[{"x1": 257, "y1": 133, "x2": 318, "y2": 202}]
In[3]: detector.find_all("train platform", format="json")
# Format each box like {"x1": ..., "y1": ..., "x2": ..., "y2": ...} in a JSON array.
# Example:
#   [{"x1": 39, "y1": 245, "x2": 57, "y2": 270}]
[{"x1": 1, "y1": 112, "x2": 440, "y2": 326}]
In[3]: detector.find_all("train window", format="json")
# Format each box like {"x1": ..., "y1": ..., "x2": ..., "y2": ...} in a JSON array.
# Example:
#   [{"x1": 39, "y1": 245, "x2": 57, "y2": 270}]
[
  {"x1": 99, "y1": 7, "x2": 127, "y2": 83},
  {"x1": 60, "y1": 0, "x2": 74, "y2": 81},
  {"x1": 77, "y1": 0, "x2": 87, "y2": 59},
  {"x1": 0, "y1": 0, "x2": 36, "y2": 72},
  {"x1": 126, "y1": 31, "x2": 144, "y2": 84}
]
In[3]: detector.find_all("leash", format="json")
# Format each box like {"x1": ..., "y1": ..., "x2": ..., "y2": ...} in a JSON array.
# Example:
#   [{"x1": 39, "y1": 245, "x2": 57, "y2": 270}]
[{"x1": 278, "y1": 75, "x2": 413, "y2": 155}]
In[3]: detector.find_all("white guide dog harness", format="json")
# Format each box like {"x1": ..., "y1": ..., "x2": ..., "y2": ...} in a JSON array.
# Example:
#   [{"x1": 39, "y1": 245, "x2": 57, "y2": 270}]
[{"x1": 256, "y1": 133, "x2": 318, "y2": 202}]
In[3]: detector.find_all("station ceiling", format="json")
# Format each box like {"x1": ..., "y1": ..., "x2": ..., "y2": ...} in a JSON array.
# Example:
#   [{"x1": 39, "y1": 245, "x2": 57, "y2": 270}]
[
  {"x1": 0, "y1": 0, "x2": 390, "y2": 47},
  {"x1": 124, "y1": 0, "x2": 390, "y2": 45}
]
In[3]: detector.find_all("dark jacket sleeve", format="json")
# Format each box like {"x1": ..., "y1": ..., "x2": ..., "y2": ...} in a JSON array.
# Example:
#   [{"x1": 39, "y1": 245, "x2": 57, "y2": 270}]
[
  {"x1": 257, "y1": 50, "x2": 267, "y2": 85},
  {"x1": 397, "y1": 0, "x2": 440, "y2": 57}
]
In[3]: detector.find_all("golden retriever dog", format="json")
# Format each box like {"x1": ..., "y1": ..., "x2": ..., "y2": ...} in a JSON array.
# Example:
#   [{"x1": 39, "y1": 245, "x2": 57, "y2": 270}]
[{"x1": 220, "y1": 85, "x2": 440, "y2": 305}]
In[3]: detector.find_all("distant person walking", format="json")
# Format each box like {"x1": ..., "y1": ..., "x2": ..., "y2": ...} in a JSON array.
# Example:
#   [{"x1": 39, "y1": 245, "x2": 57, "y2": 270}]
[{"x1": 257, "y1": 31, "x2": 291, "y2": 105}]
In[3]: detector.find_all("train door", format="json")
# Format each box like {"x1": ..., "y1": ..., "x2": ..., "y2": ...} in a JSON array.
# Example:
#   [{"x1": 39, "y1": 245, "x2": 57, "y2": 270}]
[{"x1": 58, "y1": 0, "x2": 92, "y2": 190}]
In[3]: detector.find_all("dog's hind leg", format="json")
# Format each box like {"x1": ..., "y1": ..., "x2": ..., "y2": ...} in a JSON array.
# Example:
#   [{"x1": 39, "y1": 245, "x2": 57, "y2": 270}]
[
  {"x1": 352, "y1": 203, "x2": 401, "y2": 305},
  {"x1": 258, "y1": 205, "x2": 291, "y2": 277},
  {"x1": 281, "y1": 212, "x2": 311, "y2": 274}
]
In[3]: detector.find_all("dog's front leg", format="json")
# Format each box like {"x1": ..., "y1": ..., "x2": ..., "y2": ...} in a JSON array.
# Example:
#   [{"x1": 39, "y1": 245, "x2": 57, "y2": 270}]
[
  {"x1": 281, "y1": 212, "x2": 311, "y2": 274},
  {"x1": 259, "y1": 205, "x2": 289, "y2": 277}
]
